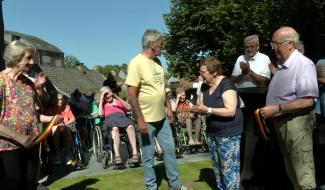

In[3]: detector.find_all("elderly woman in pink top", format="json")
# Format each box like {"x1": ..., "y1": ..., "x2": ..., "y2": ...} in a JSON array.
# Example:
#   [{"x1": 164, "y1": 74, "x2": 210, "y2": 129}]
[{"x1": 98, "y1": 86, "x2": 138, "y2": 165}]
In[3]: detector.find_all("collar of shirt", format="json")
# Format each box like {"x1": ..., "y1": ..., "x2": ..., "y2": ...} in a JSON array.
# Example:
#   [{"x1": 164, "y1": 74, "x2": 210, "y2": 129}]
[
  {"x1": 276, "y1": 50, "x2": 299, "y2": 70},
  {"x1": 245, "y1": 51, "x2": 260, "y2": 62}
]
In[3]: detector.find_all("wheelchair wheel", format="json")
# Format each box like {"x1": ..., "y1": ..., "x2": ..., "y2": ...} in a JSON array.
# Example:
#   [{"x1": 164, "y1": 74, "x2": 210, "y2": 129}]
[
  {"x1": 174, "y1": 135, "x2": 185, "y2": 155},
  {"x1": 174, "y1": 123, "x2": 188, "y2": 154},
  {"x1": 101, "y1": 149, "x2": 113, "y2": 169},
  {"x1": 200, "y1": 131, "x2": 209, "y2": 152},
  {"x1": 200, "y1": 121, "x2": 209, "y2": 152},
  {"x1": 180, "y1": 129, "x2": 189, "y2": 152},
  {"x1": 71, "y1": 128, "x2": 83, "y2": 168},
  {"x1": 92, "y1": 126, "x2": 103, "y2": 162}
]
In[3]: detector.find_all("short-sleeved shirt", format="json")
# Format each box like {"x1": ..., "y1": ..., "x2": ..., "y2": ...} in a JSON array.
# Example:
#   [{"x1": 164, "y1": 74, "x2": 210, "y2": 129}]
[
  {"x1": 266, "y1": 50, "x2": 318, "y2": 105},
  {"x1": 0, "y1": 73, "x2": 39, "y2": 151},
  {"x1": 232, "y1": 52, "x2": 271, "y2": 88},
  {"x1": 125, "y1": 54, "x2": 166, "y2": 122},
  {"x1": 202, "y1": 77, "x2": 243, "y2": 137}
]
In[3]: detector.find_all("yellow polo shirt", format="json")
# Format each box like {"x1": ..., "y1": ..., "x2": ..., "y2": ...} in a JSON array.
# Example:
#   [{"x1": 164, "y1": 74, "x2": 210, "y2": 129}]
[{"x1": 125, "y1": 54, "x2": 166, "y2": 122}]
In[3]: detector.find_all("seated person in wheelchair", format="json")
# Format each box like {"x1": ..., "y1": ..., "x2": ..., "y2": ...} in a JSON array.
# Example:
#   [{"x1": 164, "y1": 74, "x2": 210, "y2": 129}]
[
  {"x1": 89, "y1": 92, "x2": 101, "y2": 126},
  {"x1": 172, "y1": 87, "x2": 201, "y2": 145},
  {"x1": 45, "y1": 93, "x2": 76, "y2": 165},
  {"x1": 69, "y1": 89, "x2": 90, "y2": 148},
  {"x1": 98, "y1": 86, "x2": 139, "y2": 165}
]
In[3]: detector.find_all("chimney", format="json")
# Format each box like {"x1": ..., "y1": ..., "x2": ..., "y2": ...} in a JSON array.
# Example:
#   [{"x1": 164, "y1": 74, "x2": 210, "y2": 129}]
[{"x1": 76, "y1": 63, "x2": 87, "y2": 74}]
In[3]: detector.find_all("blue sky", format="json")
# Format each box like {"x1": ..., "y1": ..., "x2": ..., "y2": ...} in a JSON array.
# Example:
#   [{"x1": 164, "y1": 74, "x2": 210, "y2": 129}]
[{"x1": 3, "y1": 0, "x2": 171, "y2": 69}]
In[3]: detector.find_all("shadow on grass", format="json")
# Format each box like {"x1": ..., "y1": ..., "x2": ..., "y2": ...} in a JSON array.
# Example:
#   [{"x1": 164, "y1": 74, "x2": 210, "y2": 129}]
[
  {"x1": 195, "y1": 168, "x2": 216, "y2": 189},
  {"x1": 42, "y1": 164, "x2": 79, "y2": 186},
  {"x1": 42, "y1": 151, "x2": 93, "y2": 186},
  {"x1": 155, "y1": 163, "x2": 215, "y2": 189},
  {"x1": 61, "y1": 178, "x2": 99, "y2": 190},
  {"x1": 154, "y1": 163, "x2": 168, "y2": 188}
]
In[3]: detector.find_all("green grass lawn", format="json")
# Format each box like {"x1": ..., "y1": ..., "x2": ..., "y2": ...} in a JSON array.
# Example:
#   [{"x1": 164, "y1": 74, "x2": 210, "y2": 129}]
[{"x1": 48, "y1": 160, "x2": 215, "y2": 190}]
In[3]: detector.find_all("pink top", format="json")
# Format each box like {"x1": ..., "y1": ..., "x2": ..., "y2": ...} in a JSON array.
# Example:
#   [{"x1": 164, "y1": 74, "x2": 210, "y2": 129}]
[{"x1": 103, "y1": 99, "x2": 127, "y2": 117}]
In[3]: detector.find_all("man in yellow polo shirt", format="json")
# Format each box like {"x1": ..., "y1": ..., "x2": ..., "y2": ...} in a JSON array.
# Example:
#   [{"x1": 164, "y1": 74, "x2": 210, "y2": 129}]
[{"x1": 126, "y1": 29, "x2": 192, "y2": 190}]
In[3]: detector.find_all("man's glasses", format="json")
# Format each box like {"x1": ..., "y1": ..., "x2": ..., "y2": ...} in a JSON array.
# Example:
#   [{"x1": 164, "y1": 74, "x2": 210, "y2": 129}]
[{"x1": 270, "y1": 40, "x2": 290, "y2": 49}]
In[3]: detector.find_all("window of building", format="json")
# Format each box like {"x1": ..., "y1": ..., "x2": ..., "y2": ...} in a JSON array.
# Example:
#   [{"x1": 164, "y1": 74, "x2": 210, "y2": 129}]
[{"x1": 42, "y1": 56, "x2": 51, "y2": 65}]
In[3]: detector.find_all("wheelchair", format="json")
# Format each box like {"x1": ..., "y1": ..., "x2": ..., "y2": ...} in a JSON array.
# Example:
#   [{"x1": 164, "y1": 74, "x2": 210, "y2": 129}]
[
  {"x1": 99, "y1": 114, "x2": 142, "y2": 169},
  {"x1": 172, "y1": 121, "x2": 187, "y2": 155},
  {"x1": 92, "y1": 121, "x2": 104, "y2": 162},
  {"x1": 173, "y1": 116, "x2": 208, "y2": 154},
  {"x1": 81, "y1": 114, "x2": 104, "y2": 162},
  {"x1": 68, "y1": 123, "x2": 84, "y2": 169}
]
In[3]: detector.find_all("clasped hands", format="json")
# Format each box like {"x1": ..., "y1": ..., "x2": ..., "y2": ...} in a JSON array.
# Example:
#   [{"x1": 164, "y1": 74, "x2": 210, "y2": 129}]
[{"x1": 240, "y1": 61, "x2": 250, "y2": 75}]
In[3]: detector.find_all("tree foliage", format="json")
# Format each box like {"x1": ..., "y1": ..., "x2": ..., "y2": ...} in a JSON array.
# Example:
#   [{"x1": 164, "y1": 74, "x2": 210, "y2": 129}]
[
  {"x1": 64, "y1": 55, "x2": 81, "y2": 67},
  {"x1": 96, "y1": 63, "x2": 171, "y2": 82},
  {"x1": 97, "y1": 65, "x2": 121, "y2": 78},
  {"x1": 163, "y1": 0, "x2": 325, "y2": 79}
]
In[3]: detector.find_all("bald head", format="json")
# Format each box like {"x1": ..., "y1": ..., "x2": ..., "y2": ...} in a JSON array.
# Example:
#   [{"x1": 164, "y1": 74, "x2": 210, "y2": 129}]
[
  {"x1": 272, "y1": 26, "x2": 300, "y2": 62},
  {"x1": 273, "y1": 27, "x2": 300, "y2": 44}
]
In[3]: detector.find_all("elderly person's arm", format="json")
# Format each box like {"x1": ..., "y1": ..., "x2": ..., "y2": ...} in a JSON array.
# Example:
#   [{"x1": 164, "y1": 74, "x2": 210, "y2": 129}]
[
  {"x1": 232, "y1": 74, "x2": 246, "y2": 84},
  {"x1": 34, "y1": 71, "x2": 50, "y2": 104},
  {"x1": 172, "y1": 94, "x2": 181, "y2": 112},
  {"x1": 127, "y1": 85, "x2": 147, "y2": 134},
  {"x1": 98, "y1": 91, "x2": 106, "y2": 117},
  {"x1": 260, "y1": 98, "x2": 315, "y2": 119},
  {"x1": 232, "y1": 61, "x2": 249, "y2": 84},
  {"x1": 193, "y1": 90, "x2": 237, "y2": 117},
  {"x1": 245, "y1": 63, "x2": 269, "y2": 86},
  {"x1": 166, "y1": 93, "x2": 174, "y2": 122},
  {"x1": 113, "y1": 93, "x2": 131, "y2": 111},
  {"x1": 248, "y1": 70, "x2": 269, "y2": 86}
]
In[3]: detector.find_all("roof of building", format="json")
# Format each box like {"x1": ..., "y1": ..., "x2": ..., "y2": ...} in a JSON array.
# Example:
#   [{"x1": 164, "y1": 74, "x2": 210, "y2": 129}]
[
  {"x1": 168, "y1": 76, "x2": 180, "y2": 84},
  {"x1": 4, "y1": 30, "x2": 63, "y2": 53},
  {"x1": 41, "y1": 65, "x2": 106, "y2": 95}
]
